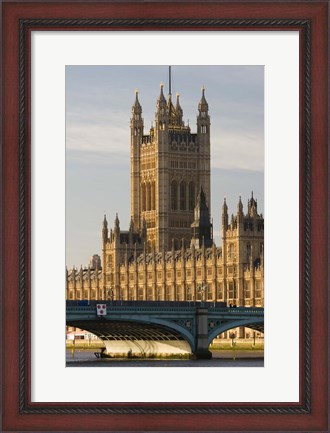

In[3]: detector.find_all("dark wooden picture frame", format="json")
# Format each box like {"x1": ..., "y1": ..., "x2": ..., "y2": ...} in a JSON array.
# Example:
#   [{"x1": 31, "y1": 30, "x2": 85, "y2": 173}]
[{"x1": 2, "y1": 1, "x2": 328, "y2": 432}]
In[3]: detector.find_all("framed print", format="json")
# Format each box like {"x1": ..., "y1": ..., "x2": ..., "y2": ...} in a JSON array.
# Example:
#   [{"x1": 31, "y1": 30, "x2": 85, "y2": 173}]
[{"x1": 1, "y1": 1, "x2": 328, "y2": 432}]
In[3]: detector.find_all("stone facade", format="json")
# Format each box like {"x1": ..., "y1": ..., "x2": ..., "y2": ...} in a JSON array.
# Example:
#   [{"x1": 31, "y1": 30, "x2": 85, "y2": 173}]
[{"x1": 67, "y1": 195, "x2": 264, "y2": 307}]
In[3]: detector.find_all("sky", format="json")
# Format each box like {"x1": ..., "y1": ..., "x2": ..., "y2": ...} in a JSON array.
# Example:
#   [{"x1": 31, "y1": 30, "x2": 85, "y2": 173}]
[{"x1": 66, "y1": 65, "x2": 264, "y2": 268}]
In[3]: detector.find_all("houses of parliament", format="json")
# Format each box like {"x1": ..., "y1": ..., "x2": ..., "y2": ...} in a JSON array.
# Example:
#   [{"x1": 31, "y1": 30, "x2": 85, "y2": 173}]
[{"x1": 66, "y1": 76, "x2": 264, "y2": 339}]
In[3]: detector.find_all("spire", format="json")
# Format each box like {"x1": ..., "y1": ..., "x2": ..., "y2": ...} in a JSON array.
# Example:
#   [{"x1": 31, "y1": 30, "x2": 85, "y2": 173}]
[
  {"x1": 102, "y1": 214, "x2": 108, "y2": 243},
  {"x1": 191, "y1": 186, "x2": 212, "y2": 248},
  {"x1": 198, "y1": 85, "x2": 209, "y2": 112},
  {"x1": 103, "y1": 214, "x2": 108, "y2": 228},
  {"x1": 114, "y1": 212, "x2": 119, "y2": 228},
  {"x1": 238, "y1": 196, "x2": 243, "y2": 212},
  {"x1": 114, "y1": 213, "x2": 120, "y2": 238},
  {"x1": 134, "y1": 89, "x2": 141, "y2": 108},
  {"x1": 158, "y1": 83, "x2": 166, "y2": 106},
  {"x1": 248, "y1": 191, "x2": 258, "y2": 217},
  {"x1": 237, "y1": 196, "x2": 244, "y2": 225},
  {"x1": 129, "y1": 217, "x2": 134, "y2": 245},
  {"x1": 169, "y1": 66, "x2": 172, "y2": 96},
  {"x1": 176, "y1": 92, "x2": 183, "y2": 119},
  {"x1": 132, "y1": 89, "x2": 142, "y2": 115},
  {"x1": 222, "y1": 197, "x2": 228, "y2": 214},
  {"x1": 222, "y1": 197, "x2": 228, "y2": 233}
]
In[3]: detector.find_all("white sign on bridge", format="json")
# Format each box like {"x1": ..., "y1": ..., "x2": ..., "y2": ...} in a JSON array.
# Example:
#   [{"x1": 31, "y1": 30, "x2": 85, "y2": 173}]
[{"x1": 96, "y1": 304, "x2": 107, "y2": 316}]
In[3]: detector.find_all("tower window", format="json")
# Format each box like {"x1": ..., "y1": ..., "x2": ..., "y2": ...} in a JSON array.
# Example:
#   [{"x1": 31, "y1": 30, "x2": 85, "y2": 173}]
[
  {"x1": 180, "y1": 181, "x2": 186, "y2": 210},
  {"x1": 201, "y1": 125, "x2": 207, "y2": 134},
  {"x1": 171, "y1": 180, "x2": 177, "y2": 210},
  {"x1": 188, "y1": 182, "x2": 195, "y2": 210},
  {"x1": 141, "y1": 183, "x2": 146, "y2": 211},
  {"x1": 247, "y1": 243, "x2": 251, "y2": 261},
  {"x1": 228, "y1": 243, "x2": 234, "y2": 259}
]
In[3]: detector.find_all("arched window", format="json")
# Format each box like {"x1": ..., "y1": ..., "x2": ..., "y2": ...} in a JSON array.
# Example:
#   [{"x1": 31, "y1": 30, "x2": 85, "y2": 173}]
[
  {"x1": 141, "y1": 183, "x2": 146, "y2": 211},
  {"x1": 188, "y1": 181, "x2": 195, "y2": 210},
  {"x1": 180, "y1": 181, "x2": 186, "y2": 210},
  {"x1": 171, "y1": 180, "x2": 177, "y2": 210},
  {"x1": 151, "y1": 182, "x2": 155, "y2": 210},
  {"x1": 146, "y1": 183, "x2": 151, "y2": 211},
  {"x1": 228, "y1": 243, "x2": 234, "y2": 259},
  {"x1": 246, "y1": 243, "x2": 251, "y2": 261}
]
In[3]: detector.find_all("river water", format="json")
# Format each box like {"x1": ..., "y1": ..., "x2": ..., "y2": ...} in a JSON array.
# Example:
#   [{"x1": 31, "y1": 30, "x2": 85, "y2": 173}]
[{"x1": 66, "y1": 350, "x2": 264, "y2": 367}]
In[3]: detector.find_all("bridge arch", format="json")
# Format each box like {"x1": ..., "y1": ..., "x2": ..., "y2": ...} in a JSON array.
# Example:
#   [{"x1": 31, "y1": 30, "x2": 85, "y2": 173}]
[
  {"x1": 108, "y1": 316, "x2": 195, "y2": 351},
  {"x1": 67, "y1": 316, "x2": 196, "y2": 354},
  {"x1": 207, "y1": 317, "x2": 264, "y2": 345}
]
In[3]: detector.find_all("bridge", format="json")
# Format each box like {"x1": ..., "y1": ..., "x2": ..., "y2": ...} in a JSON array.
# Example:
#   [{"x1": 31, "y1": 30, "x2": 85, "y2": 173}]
[{"x1": 66, "y1": 301, "x2": 264, "y2": 359}]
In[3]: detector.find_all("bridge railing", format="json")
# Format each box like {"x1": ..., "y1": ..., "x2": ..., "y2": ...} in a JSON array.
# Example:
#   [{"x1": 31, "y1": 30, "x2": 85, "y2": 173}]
[{"x1": 66, "y1": 300, "x2": 263, "y2": 314}]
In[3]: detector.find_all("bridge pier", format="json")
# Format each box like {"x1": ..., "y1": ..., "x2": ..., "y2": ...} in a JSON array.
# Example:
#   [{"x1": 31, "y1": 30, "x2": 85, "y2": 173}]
[{"x1": 193, "y1": 308, "x2": 212, "y2": 359}]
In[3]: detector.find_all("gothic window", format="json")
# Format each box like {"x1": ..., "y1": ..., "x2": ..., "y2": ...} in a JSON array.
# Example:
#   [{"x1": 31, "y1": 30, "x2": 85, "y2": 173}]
[
  {"x1": 141, "y1": 183, "x2": 146, "y2": 211},
  {"x1": 135, "y1": 114, "x2": 140, "y2": 120},
  {"x1": 228, "y1": 282, "x2": 234, "y2": 299},
  {"x1": 180, "y1": 181, "x2": 186, "y2": 210},
  {"x1": 188, "y1": 181, "x2": 195, "y2": 210},
  {"x1": 228, "y1": 243, "x2": 234, "y2": 259},
  {"x1": 246, "y1": 243, "x2": 251, "y2": 261},
  {"x1": 217, "y1": 284, "x2": 223, "y2": 300},
  {"x1": 146, "y1": 183, "x2": 151, "y2": 211},
  {"x1": 201, "y1": 125, "x2": 207, "y2": 134},
  {"x1": 171, "y1": 180, "x2": 177, "y2": 210},
  {"x1": 255, "y1": 281, "x2": 262, "y2": 298},
  {"x1": 151, "y1": 182, "x2": 156, "y2": 210},
  {"x1": 244, "y1": 281, "x2": 250, "y2": 298}
]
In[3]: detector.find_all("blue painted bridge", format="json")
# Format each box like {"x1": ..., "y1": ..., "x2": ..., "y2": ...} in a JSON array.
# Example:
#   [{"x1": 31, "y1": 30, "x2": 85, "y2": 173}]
[{"x1": 66, "y1": 301, "x2": 264, "y2": 359}]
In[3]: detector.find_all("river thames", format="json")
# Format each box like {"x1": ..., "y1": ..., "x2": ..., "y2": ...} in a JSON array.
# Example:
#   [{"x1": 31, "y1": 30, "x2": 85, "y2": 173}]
[{"x1": 66, "y1": 349, "x2": 264, "y2": 367}]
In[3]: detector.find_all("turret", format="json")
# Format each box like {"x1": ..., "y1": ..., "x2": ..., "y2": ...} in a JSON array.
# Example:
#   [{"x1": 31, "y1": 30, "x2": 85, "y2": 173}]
[
  {"x1": 102, "y1": 214, "x2": 108, "y2": 244},
  {"x1": 130, "y1": 89, "x2": 144, "y2": 139},
  {"x1": 175, "y1": 93, "x2": 183, "y2": 125},
  {"x1": 190, "y1": 187, "x2": 213, "y2": 248},
  {"x1": 197, "y1": 86, "x2": 210, "y2": 134},
  {"x1": 248, "y1": 191, "x2": 258, "y2": 217},
  {"x1": 237, "y1": 196, "x2": 244, "y2": 224},
  {"x1": 128, "y1": 217, "x2": 134, "y2": 245},
  {"x1": 222, "y1": 197, "x2": 228, "y2": 234},
  {"x1": 155, "y1": 83, "x2": 168, "y2": 134},
  {"x1": 114, "y1": 213, "x2": 120, "y2": 239}
]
